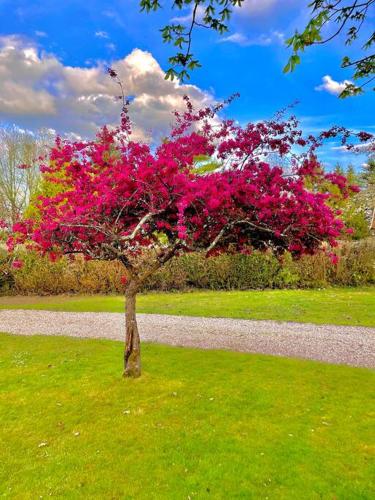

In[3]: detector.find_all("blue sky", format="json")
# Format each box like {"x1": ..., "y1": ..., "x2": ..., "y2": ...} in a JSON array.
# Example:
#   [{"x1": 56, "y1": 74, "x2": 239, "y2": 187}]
[{"x1": 0, "y1": 0, "x2": 373, "y2": 169}]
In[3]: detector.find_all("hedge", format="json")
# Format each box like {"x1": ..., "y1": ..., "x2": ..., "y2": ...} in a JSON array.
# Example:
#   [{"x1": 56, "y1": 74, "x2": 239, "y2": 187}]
[{"x1": 1, "y1": 238, "x2": 374, "y2": 295}]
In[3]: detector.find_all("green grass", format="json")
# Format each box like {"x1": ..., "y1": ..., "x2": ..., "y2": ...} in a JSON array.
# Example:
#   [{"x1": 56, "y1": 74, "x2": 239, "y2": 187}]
[
  {"x1": 0, "y1": 334, "x2": 374, "y2": 498},
  {"x1": 1, "y1": 287, "x2": 375, "y2": 326}
]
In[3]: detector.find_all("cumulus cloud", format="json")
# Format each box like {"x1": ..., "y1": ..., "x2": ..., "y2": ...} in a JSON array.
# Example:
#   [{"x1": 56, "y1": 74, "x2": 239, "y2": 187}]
[
  {"x1": 0, "y1": 35, "x2": 214, "y2": 141},
  {"x1": 315, "y1": 75, "x2": 353, "y2": 96},
  {"x1": 220, "y1": 31, "x2": 284, "y2": 46}
]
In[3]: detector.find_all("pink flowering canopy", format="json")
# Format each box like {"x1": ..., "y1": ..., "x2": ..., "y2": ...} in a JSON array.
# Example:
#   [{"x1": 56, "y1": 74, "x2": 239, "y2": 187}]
[
  {"x1": 9, "y1": 94, "x2": 372, "y2": 377},
  {"x1": 9, "y1": 96, "x2": 368, "y2": 279}
]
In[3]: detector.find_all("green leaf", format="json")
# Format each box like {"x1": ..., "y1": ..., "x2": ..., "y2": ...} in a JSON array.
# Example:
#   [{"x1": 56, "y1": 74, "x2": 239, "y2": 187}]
[{"x1": 283, "y1": 61, "x2": 291, "y2": 73}]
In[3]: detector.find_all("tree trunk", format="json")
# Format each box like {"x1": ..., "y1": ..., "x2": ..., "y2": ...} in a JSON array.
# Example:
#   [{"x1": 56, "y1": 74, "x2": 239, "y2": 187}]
[{"x1": 124, "y1": 282, "x2": 141, "y2": 378}]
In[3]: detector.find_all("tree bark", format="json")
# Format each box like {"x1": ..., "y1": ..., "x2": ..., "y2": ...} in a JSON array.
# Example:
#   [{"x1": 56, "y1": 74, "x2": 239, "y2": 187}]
[{"x1": 123, "y1": 281, "x2": 141, "y2": 378}]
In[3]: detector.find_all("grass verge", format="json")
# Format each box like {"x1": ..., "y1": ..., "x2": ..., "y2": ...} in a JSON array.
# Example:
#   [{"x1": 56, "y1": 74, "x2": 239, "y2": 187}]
[
  {"x1": 0, "y1": 334, "x2": 374, "y2": 498},
  {"x1": 1, "y1": 287, "x2": 375, "y2": 326}
]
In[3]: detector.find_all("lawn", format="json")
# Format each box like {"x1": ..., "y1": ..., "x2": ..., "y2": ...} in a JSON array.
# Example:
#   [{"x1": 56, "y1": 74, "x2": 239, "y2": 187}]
[
  {"x1": 0, "y1": 334, "x2": 374, "y2": 498},
  {"x1": 1, "y1": 287, "x2": 375, "y2": 326}
]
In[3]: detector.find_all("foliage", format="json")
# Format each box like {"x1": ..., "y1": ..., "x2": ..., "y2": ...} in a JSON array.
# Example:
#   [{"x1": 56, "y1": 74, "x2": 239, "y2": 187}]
[
  {"x1": 360, "y1": 154, "x2": 375, "y2": 185},
  {"x1": 9, "y1": 99, "x2": 366, "y2": 270},
  {"x1": 346, "y1": 156, "x2": 375, "y2": 234},
  {"x1": 0, "y1": 127, "x2": 51, "y2": 224},
  {"x1": 8, "y1": 252, "x2": 125, "y2": 295},
  {"x1": 290, "y1": 238, "x2": 375, "y2": 287},
  {"x1": 0, "y1": 246, "x2": 14, "y2": 293},
  {"x1": 285, "y1": 1, "x2": 375, "y2": 97},
  {"x1": 24, "y1": 166, "x2": 68, "y2": 220},
  {"x1": 140, "y1": 0, "x2": 374, "y2": 95},
  {"x1": 340, "y1": 200, "x2": 371, "y2": 239},
  {"x1": 4, "y1": 239, "x2": 375, "y2": 296},
  {"x1": 359, "y1": 155, "x2": 375, "y2": 226},
  {"x1": 332, "y1": 237, "x2": 375, "y2": 284},
  {"x1": 140, "y1": 0, "x2": 243, "y2": 81},
  {"x1": 7, "y1": 94, "x2": 371, "y2": 376},
  {"x1": 330, "y1": 164, "x2": 370, "y2": 239}
]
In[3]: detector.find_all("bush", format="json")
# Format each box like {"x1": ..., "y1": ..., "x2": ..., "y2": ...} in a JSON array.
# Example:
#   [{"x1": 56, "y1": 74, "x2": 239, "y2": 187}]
[
  {"x1": 10, "y1": 253, "x2": 126, "y2": 295},
  {"x1": 2, "y1": 239, "x2": 374, "y2": 296},
  {"x1": 0, "y1": 246, "x2": 14, "y2": 293},
  {"x1": 331, "y1": 239, "x2": 375, "y2": 286},
  {"x1": 144, "y1": 252, "x2": 300, "y2": 291},
  {"x1": 291, "y1": 239, "x2": 375, "y2": 287}
]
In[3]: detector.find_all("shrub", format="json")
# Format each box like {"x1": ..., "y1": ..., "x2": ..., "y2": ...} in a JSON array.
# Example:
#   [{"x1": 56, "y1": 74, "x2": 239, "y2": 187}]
[
  {"x1": 0, "y1": 246, "x2": 14, "y2": 293},
  {"x1": 145, "y1": 252, "x2": 299, "y2": 291},
  {"x1": 2, "y1": 239, "x2": 374, "y2": 296},
  {"x1": 332, "y1": 239, "x2": 375, "y2": 285}
]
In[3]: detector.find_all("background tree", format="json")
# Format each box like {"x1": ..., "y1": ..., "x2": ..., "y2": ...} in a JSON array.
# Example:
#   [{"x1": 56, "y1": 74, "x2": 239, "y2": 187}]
[
  {"x1": 331, "y1": 163, "x2": 370, "y2": 238},
  {"x1": 328, "y1": 157, "x2": 375, "y2": 238},
  {"x1": 140, "y1": 0, "x2": 374, "y2": 96},
  {"x1": 360, "y1": 154, "x2": 375, "y2": 185},
  {"x1": 359, "y1": 155, "x2": 375, "y2": 230},
  {"x1": 0, "y1": 127, "x2": 51, "y2": 225},
  {"x1": 8, "y1": 95, "x2": 368, "y2": 378}
]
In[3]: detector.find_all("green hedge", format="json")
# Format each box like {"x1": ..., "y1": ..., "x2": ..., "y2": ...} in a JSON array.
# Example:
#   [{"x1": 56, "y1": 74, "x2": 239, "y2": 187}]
[{"x1": 1, "y1": 239, "x2": 374, "y2": 295}]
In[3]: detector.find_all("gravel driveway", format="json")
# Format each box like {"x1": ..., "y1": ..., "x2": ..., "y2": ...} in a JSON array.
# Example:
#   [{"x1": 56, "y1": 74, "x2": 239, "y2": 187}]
[{"x1": 1, "y1": 309, "x2": 374, "y2": 368}]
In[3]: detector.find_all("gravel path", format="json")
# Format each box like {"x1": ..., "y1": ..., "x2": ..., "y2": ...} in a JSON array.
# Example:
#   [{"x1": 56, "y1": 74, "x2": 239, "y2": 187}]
[{"x1": 1, "y1": 309, "x2": 374, "y2": 368}]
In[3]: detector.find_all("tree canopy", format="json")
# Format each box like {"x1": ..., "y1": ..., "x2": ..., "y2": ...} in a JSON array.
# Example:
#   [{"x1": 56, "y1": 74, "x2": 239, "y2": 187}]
[
  {"x1": 140, "y1": 0, "x2": 375, "y2": 96},
  {"x1": 285, "y1": 1, "x2": 375, "y2": 97},
  {"x1": 6, "y1": 83, "x2": 371, "y2": 376}
]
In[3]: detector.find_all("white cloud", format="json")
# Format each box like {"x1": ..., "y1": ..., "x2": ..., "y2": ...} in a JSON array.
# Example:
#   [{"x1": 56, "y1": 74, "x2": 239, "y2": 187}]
[
  {"x1": 221, "y1": 33, "x2": 256, "y2": 46},
  {"x1": 95, "y1": 31, "x2": 109, "y2": 39},
  {"x1": 220, "y1": 30, "x2": 284, "y2": 46},
  {"x1": 102, "y1": 10, "x2": 126, "y2": 28},
  {"x1": 239, "y1": 0, "x2": 279, "y2": 15},
  {"x1": 332, "y1": 142, "x2": 374, "y2": 153},
  {"x1": 315, "y1": 75, "x2": 352, "y2": 96},
  {"x1": 171, "y1": 0, "x2": 286, "y2": 22},
  {"x1": 170, "y1": 5, "x2": 205, "y2": 23},
  {"x1": 0, "y1": 35, "x2": 214, "y2": 141},
  {"x1": 171, "y1": 0, "x2": 287, "y2": 24},
  {"x1": 106, "y1": 42, "x2": 116, "y2": 52}
]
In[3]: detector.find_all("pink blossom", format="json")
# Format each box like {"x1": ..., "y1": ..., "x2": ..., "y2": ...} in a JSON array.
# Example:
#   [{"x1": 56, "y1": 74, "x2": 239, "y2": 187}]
[
  {"x1": 7, "y1": 97, "x2": 363, "y2": 268},
  {"x1": 12, "y1": 259, "x2": 23, "y2": 269}
]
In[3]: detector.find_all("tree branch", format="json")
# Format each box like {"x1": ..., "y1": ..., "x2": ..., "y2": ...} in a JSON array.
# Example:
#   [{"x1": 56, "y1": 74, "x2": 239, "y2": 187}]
[
  {"x1": 206, "y1": 220, "x2": 287, "y2": 254},
  {"x1": 120, "y1": 212, "x2": 159, "y2": 241}
]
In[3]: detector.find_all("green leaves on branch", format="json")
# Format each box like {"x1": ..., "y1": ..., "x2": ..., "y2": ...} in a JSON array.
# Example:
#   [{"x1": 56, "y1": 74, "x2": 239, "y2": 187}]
[
  {"x1": 283, "y1": 54, "x2": 300, "y2": 74},
  {"x1": 140, "y1": 0, "x2": 243, "y2": 81},
  {"x1": 193, "y1": 155, "x2": 221, "y2": 174},
  {"x1": 141, "y1": 1, "x2": 374, "y2": 94},
  {"x1": 283, "y1": 1, "x2": 374, "y2": 98},
  {"x1": 139, "y1": 0, "x2": 162, "y2": 12}
]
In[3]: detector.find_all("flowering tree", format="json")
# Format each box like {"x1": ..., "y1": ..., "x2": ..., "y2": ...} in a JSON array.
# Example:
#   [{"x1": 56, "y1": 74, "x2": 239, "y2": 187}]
[{"x1": 8, "y1": 93, "x2": 369, "y2": 378}]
